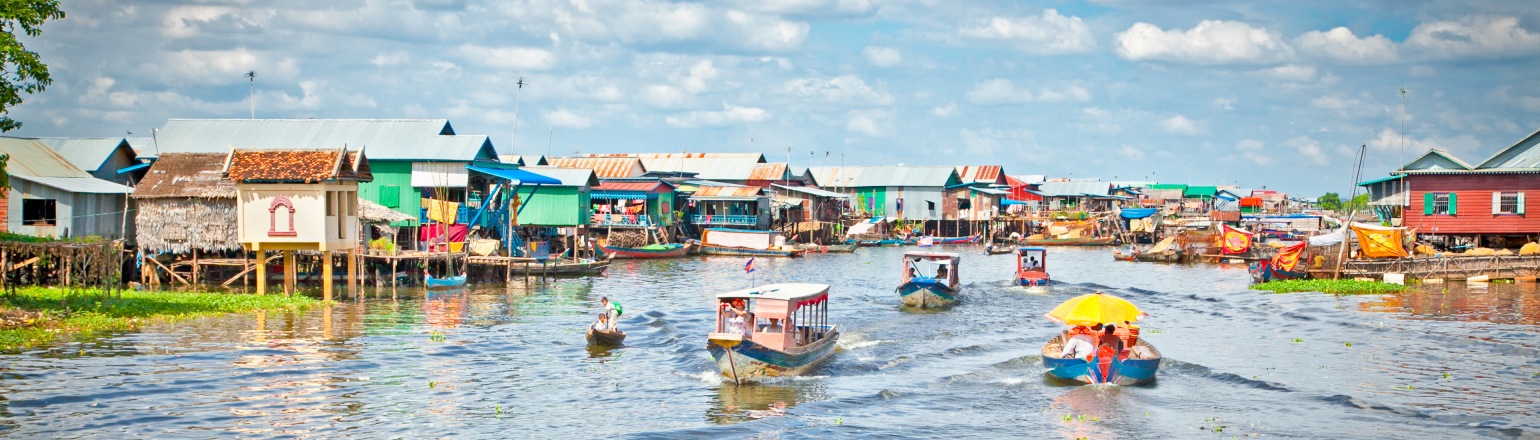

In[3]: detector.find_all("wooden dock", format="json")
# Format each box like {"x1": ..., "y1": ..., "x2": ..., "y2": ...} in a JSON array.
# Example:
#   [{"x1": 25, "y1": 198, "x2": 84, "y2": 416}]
[{"x1": 1315, "y1": 255, "x2": 1540, "y2": 281}]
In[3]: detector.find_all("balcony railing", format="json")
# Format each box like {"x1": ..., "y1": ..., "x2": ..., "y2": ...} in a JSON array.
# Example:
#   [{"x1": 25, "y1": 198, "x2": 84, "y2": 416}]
[
  {"x1": 592, "y1": 213, "x2": 651, "y2": 227},
  {"x1": 691, "y1": 214, "x2": 758, "y2": 226}
]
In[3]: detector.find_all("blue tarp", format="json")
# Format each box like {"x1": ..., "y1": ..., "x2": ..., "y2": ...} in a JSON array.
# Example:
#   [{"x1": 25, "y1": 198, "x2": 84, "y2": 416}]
[
  {"x1": 466, "y1": 165, "x2": 561, "y2": 185},
  {"x1": 117, "y1": 162, "x2": 151, "y2": 174},
  {"x1": 1002, "y1": 199, "x2": 1031, "y2": 206},
  {"x1": 1119, "y1": 208, "x2": 1158, "y2": 219}
]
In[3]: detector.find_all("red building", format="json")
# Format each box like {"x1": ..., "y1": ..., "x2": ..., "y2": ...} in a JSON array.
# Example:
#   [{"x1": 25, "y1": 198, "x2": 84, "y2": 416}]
[{"x1": 1396, "y1": 130, "x2": 1539, "y2": 246}]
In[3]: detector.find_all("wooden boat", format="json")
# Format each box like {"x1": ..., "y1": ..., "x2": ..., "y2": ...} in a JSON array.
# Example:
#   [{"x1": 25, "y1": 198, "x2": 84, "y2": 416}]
[
  {"x1": 897, "y1": 251, "x2": 961, "y2": 307},
  {"x1": 425, "y1": 271, "x2": 467, "y2": 289},
  {"x1": 1016, "y1": 247, "x2": 1050, "y2": 286},
  {"x1": 985, "y1": 244, "x2": 1014, "y2": 255},
  {"x1": 857, "y1": 238, "x2": 906, "y2": 247},
  {"x1": 698, "y1": 228, "x2": 805, "y2": 257},
  {"x1": 585, "y1": 327, "x2": 627, "y2": 347},
  {"x1": 1041, "y1": 330, "x2": 1161, "y2": 385},
  {"x1": 934, "y1": 234, "x2": 982, "y2": 244},
  {"x1": 599, "y1": 242, "x2": 691, "y2": 259},
  {"x1": 1021, "y1": 236, "x2": 1116, "y2": 247},
  {"x1": 707, "y1": 283, "x2": 839, "y2": 383},
  {"x1": 508, "y1": 258, "x2": 612, "y2": 276},
  {"x1": 1112, "y1": 248, "x2": 1137, "y2": 261},
  {"x1": 794, "y1": 243, "x2": 857, "y2": 253}
]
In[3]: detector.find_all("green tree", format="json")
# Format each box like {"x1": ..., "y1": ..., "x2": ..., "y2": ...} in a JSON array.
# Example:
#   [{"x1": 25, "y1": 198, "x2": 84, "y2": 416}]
[
  {"x1": 0, "y1": 0, "x2": 66, "y2": 192},
  {"x1": 1344, "y1": 194, "x2": 1370, "y2": 212},
  {"x1": 1319, "y1": 192, "x2": 1341, "y2": 211}
]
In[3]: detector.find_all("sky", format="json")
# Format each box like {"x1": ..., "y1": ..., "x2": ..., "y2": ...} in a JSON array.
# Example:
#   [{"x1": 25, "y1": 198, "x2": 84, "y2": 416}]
[{"x1": 8, "y1": 0, "x2": 1540, "y2": 196}]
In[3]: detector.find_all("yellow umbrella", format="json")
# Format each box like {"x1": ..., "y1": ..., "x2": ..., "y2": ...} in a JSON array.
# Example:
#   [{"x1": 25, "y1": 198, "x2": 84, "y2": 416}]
[{"x1": 1044, "y1": 292, "x2": 1145, "y2": 326}]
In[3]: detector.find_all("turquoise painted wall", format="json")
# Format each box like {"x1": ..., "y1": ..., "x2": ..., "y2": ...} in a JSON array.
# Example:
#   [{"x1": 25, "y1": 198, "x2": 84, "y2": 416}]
[
  {"x1": 356, "y1": 161, "x2": 420, "y2": 226},
  {"x1": 514, "y1": 186, "x2": 590, "y2": 226}
]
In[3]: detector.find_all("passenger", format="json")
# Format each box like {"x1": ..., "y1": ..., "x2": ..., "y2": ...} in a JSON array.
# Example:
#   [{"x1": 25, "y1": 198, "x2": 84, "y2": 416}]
[
  {"x1": 909, "y1": 267, "x2": 919, "y2": 280},
  {"x1": 721, "y1": 302, "x2": 748, "y2": 334},
  {"x1": 1098, "y1": 324, "x2": 1124, "y2": 354},
  {"x1": 1059, "y1": 325, "x2": 1095, "y2": 359},
  {"x1": 600, "y1": 297, "x2": 623, "y2": 332},
  {"x1": 592, "y1": 312, "x2": 611, "y2": 332},
  {"x1": 760, "y1": 318, "x2": 784, "y2": 333},
  {"x1": 935, "y1": 265, "x2": 949, "y2": 280}
]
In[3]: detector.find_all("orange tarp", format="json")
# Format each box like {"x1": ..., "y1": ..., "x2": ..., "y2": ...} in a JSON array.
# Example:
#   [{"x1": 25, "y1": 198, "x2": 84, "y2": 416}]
[{"x1": 1351, "y1": 223, "x2": 1409, "y2": 258}]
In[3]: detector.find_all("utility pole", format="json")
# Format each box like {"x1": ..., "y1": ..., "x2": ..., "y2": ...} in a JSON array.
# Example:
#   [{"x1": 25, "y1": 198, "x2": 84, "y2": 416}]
[
  {"x1": 245, "y1": 71, "x2": 256, "y2": 119},
  {"x1": 512, "y1": 76, "x2": 525, "y2": 152}
]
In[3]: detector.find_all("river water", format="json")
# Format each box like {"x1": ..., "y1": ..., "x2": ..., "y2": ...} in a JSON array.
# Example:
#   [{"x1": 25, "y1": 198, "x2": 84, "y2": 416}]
[{"x1": 1, "y1": 247, "x2": 1537, "y2": 439}]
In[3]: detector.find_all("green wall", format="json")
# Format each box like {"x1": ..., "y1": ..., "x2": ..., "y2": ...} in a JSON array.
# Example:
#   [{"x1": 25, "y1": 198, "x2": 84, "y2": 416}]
[
  {"x1": 514, "y1": 186, "x2": 591, "y2": 226},
  {"x1": 650, "y1": 191, "x2": 676, "y2": 226},
  {"x1": 357, "y1": 161, "x2": 420, "y2": 226}
]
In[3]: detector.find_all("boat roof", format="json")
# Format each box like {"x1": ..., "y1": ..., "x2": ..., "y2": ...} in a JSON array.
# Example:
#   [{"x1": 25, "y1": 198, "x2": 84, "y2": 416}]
[
  {"x1": 715, "y1": 283, "x2": 830, "y2": 301},
  {"x1": 903, "y1": 251, "x2": 960, "y2": 260},
  {"x1": 1018, "y1": 247, "x2": 1047, "y2": 252}
]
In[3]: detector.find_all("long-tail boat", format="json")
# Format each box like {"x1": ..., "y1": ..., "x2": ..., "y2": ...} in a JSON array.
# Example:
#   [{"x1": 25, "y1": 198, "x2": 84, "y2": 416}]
[
  {"x1": 707, "y1": 283, "x2": 838, "y2": 383},
  {"x1": 897, "y1": 251, "x2": 961, "y2": 307}
]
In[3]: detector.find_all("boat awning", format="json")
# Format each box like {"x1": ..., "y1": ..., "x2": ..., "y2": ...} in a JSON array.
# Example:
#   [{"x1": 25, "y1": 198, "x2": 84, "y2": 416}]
[
  {"x1": 1002, "y1": 199, "x2": 1032, "y2": 206},
  {"x1": 116, "y1": 162, "x2": 151, "y2": 174},
  {"x1": 466, "y1": 165, "x2": 561, "y2": 185},
  {"x1": 771, "y1": 184, "x2": 850, "y2": 199}
]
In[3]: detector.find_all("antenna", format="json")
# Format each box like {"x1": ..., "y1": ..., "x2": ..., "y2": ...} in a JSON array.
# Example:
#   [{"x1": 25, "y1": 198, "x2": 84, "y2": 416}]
[
  {"x1": 546, "y1": 126, "x2": 553, "y2": 158},
  {"x1": 245, "y1": 71, "x2": 256, "y2": 119},
  {"x1": 511, "y1": 76, "x2": 526, "y2": 153},
  {"x1": 1398, "y1": 87, "x2": 1411, "y2": 209}
]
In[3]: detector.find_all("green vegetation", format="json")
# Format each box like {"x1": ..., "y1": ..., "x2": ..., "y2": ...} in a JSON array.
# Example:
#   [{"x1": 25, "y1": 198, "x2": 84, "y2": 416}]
[
  {"x1": 1252, "y1": 279, "x2": 1408, "y2": 295},
  {"x1": 0, "y1": 287, "x2": 319, "y2": 351},
  {"x1": 1317, "y1": 192, "x2": 1368, "y2": 213}
]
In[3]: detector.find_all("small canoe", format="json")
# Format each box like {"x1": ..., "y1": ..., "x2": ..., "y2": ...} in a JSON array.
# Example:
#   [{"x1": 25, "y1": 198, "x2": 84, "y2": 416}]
[
  {"x1": 586, "y1": 327, "x2": 627, "y2": 347},
  {"x1": 1112, "y1": 250, "x2": 1136, "y2": 261},
  {"x1": 600, "y1": 243, "x2": 691, "y2": 259},
  {"x1": 986, "y1": 244, "x2": 1014, "y2": 255},
  {"x1": 509, "y1": 259, "x2": 611, "y2": 276},
  {"x1": 935, "y1": 234, "x2": 982, "y2": 244},
  {"x1": 1041, "y1": 330, "x2": 1161, "y2": 386},
  {"x1": 425, "y1": 272, "x2": 467, "y2": 289},
  {"x1": 795, "y1": 243, "x2": 857, "y2": 253}
]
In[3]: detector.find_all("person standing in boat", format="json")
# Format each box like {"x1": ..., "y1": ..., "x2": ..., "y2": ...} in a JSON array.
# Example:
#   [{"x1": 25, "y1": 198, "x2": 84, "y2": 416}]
[{"x1": 601, "y1": 297, "x2": 623, "y2": 332}]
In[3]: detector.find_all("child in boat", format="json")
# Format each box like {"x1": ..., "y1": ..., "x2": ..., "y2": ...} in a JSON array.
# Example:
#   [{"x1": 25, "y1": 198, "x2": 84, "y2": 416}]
[
  {"x1": 601, "y1": 297, "x2": 623, "y2": 332},
  {"x1": 592, "y1": 312, "x2": 611, "y2": 332}
]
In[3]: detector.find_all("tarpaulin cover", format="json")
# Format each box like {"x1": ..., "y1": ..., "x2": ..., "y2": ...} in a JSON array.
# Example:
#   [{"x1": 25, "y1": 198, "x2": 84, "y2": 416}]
[
  {"x1": 1351, "y1": 222, "x2": 1409, "y2": 258},
  {"x1": 419, "y1": 223, "x2": 468, "y2": 248},
  {"x1": 1308, "y1": 228, "x2": 1345, "y2": 247},
  {"x1": 1120, "y1": 208, "x2": 1158, "y2": 219},
  {"x1": 702, "y1": 229, "x2": 774, "y2": 250},
  {"x1": 1220, "y1": 225, "x2": 1253, "y2": 255}
]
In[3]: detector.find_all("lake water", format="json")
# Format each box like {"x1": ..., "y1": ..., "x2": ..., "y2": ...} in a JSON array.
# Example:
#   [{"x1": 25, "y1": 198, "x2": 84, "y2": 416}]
[{"x1": 1, "y1": 247, "x2": 1537, "y2": 439}]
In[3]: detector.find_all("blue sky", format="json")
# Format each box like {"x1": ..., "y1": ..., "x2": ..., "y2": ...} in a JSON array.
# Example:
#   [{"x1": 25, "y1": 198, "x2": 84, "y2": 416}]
[{"x1": 10, "y1": 0, "x2": 1540, "y2": 196}]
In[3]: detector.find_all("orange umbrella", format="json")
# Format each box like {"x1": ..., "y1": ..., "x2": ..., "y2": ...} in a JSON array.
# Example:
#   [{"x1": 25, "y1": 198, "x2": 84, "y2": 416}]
[{"x1": 1044, "y1": 292, "x2": 1145, "y2": 326}]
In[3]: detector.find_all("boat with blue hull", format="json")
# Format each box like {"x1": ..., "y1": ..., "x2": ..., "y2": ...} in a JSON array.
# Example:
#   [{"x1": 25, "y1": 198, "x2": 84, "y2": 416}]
[
  {"x1": 1016, "y1": 247, "x2": 1050, "y2": 287},
  {"x1": 1040, "y1": 330, "x2": 1162, "y2": 385},
  {"x1": 707, "y1": 283, "x2": 839, "y2": 383},
  {"x1": 897, "y1": 251, "x2": 961, "y2": 308},
  {"x1": 697, "y1": 228, "x2": 806, "y2": 257},
  {"x1": 424, "y1": 271, "x2": 467, "y2": 289}
]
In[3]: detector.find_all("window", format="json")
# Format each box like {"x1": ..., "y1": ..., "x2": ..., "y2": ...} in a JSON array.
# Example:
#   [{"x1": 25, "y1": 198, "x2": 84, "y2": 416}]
[
  {"x1": 957, "y1": 198, "x2": 972, "y2": 210},
  {"x1": 22, "y1": 199, "x2": 56, "y2": 226},
  {"x1": 1424, "y1": 192, "x2": 1456, "y2": 216},
  {"x1": 1493, "y1": 191, "x2": 1526, "y2": 215},
  {"x1": 926, "y1": 200, "x2": 936, "y2": 211}
]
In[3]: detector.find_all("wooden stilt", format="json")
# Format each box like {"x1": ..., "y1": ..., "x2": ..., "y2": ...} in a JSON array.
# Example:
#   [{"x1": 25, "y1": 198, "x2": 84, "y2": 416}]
[
  {"x1": 391, "y1": 258, "x2": 398, "y2": 288},
  {"x1": 346, "y1": 249, "x2": 357, "y2": 299},
  {"x1": 322, "y1": 250, "x2": 334, "y2": 303},
  {"x1": 192, "y1": 250, "x2": 200, "y2": 286},
  {"x1": 282, "y1": 250, "x2": 295, "y2": 296},
  {"x1": 255, "y1": 249, "x2": 267, "y2": 295}
]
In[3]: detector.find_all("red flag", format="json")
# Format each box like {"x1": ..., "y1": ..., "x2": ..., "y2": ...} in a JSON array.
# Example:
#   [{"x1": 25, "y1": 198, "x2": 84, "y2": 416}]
[{"x1": 744, "y1": 258, "x2": 756, "y2": 273}]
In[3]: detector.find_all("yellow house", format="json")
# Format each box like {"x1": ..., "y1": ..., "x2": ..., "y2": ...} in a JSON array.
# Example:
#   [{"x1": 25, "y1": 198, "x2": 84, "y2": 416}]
[{"x1": 224, "y1": 146, "x2": 372, "y2": 299}]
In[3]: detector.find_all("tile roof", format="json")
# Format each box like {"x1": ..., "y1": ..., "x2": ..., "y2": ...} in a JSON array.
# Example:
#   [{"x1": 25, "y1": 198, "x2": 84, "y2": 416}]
[
  {"x1": 224, "y1": 148, "x2": 372, "y2": 183},
  {"x1": 547, "y1": 156, "x2": 646, "y2": 178}
]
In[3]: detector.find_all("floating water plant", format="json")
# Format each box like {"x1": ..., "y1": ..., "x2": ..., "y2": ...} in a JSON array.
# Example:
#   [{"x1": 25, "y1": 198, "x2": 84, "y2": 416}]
[
  {"x1": 1291, "y1": 338, "x2": 1304, "y2": 343},
  {"x1": 1344, "y1": 342, "x2": 1353, "y2": 347},
  {"x1": 0, "y1": 287, "x2": 319, "y2": 351},
  {"x1": 1251, "y1": 279, "x2": 1408, "y2": 295},
  {"x1": 429, "y1": 331, "x2": 447, "y2": 342}
]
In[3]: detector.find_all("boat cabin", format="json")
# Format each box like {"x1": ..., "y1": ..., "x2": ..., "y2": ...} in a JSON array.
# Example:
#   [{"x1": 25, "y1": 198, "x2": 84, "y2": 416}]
[
  {"x1": 902, "y1": 251, "x2": 960, "y2": 288},
  {"x1": 712, "y1": 283, "x2": 833, "y2": 352},
  {"x1": 1018, "y1": 247, "x2": 1047, "y2": 273}
]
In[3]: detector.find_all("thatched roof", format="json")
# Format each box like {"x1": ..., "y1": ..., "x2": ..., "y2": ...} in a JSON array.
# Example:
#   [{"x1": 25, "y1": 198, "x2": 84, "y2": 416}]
[
  {"x1": 360, "y1": 198, "x2": 413, "y2": 223},
  {"x1": 133, "y1": 153, "x2": 237, "y2": 199}
]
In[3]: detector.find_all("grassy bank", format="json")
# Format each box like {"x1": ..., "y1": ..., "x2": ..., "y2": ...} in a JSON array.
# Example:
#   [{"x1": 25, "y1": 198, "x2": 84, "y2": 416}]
[
  {"x1": 0, "y1": 287, "x2": 320, "y2": 351},
  {"x1": 1251, "y1": 279, "x2": 1409, "y2": 295}
]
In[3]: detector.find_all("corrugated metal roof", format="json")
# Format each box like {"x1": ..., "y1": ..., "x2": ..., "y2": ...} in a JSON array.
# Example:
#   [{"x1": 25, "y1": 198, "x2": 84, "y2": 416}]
[
  {"x1": 1184, "y1": 186, "x2": 1218, "y2": 197},
  {"x1": 806, "y1": 166, "x2": 959, "y2": 188},
  {"x1": 1402, "y1": 148, "x2": 1473, "y2": 171},
  {"x1": 547, "y1": 157, "x2": 646, "y2": 178},
  {"x1": 150, "y1": 119, "x2": 495, "y2": 162},
  {"x1": 955, "y1": 165, "x2": 1003, "y2": 184},
  {"x1": 125, "y1": 137, "x2": 155, "y2": 155},
  {"x1": 594, "y1": 180, "x2": 671, "y2": 192},
  {"x1": 1035, "y1": 181, "x2": 1110, "y2": 197},
  {"x1": 516, "y1": 166, "x2": 598, "y2": 187},
  {"x1": 0, "y1": 137, "x2": 94, "y2": 178},
  {"x1": 33, "y1": 137, "x2": 130, "y2": 172},
  {"x1": 1474, "y1": 128, "x2": 1540, "y2": 170},
  {"x1": 971, "y1": 186, "x2": 1009, "y2": 195},
  {"x1": 14, "y1": 175, "x2": 132, "y2": 194},
  {"x1": 499, "y1": 154, "x2": 548, "y2": 166},
  {"x1": 748, "y1": 162, "x2": 789, "y2": 181},
  {"x1": 691, "y1": 186, "x2": 762, "y2": 199},
  {"x1": 771, "y1": 184, "x2": 848, "y2": 199},
  {"x1": 1010, "y1": 174, "x2": 1046, "y2": 184},
  {"x1": 636, "y1": 156, "x2": 764, "y2": 181}
]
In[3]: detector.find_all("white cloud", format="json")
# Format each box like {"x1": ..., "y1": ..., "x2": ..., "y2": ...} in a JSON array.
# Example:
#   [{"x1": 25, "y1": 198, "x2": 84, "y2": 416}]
[
  {"x1": 863, "y1": 46, "x2": 902, "y2": 67},
  {"x1": 964, "y1": 79, "x2": 1089, "y2": 104},
  {"x1": 159, "y1": 48, "x2": 299, "y2": 85},
  {"x1": 678, "y1": 60, "x2": 719, "y2": 94},
  {"x1": 1214, "y1": 97, "x2": 1236, "y2": 110},
  {"x1": 957, "y1": 9, "x2": 1096, "y2": 54},
  {"x1": 782, "y1": 75, "x2": 892, "y2": 105},
  {"x1": 732, "y1": 0, "x2": 878, "y2": 18},
  {"x1": 1283, "y1": 136, "x2": 1329, "y2": 165},
  {"x1": 640, "y1": 85, "x2": 690, "y2": 109},
  {"x1": 1159, "y1": 115, "x2": 1197, "y2": 135},
  {"x1": 458, "y1": 44, "x2": 557, "y2": 71},
  {"x1": 1237, "y1": 139, "x2": 1264, "y2": 151},
  {"x1": 931, "y1": 102, "x2": 957, "y2": 117},
  {"x1": 1257, "y1": 64, "x2": 1317, "y2": 83},
  {"x1": 543, "y1": 109, "x2": 594, "y2": 128},
  {"x1": 1405, "y1": 16, "x2": 1540, "y2": 61},
  {"x1": 665, "y1": 102, "x2": 770, "y2": 127},
  {"x1": 1116, "y1": 20, "x2": 1291, "y2": 64},
  {"x1": 845, "y1": 109, "x2": 891, "y2": 137},
  {"x1": 1295, "y1": 27, "x2": 1398, "y2": 64},
  {"x1": 499, "y1": 2, "x2": 809, "y2": 53},
  {"x1": 1365, "y1": 128, "x2": 1437, "y2": 153},
  {"x1": 1120, "y1": 145, "x2": 1146, "y2": 160},
  {"x1": 370, "y1": 51, "x2": 412, "y2": 67}
]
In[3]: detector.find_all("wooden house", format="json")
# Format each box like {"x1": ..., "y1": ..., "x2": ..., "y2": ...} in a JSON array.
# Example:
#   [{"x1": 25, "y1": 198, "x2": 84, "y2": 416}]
[
  {"x1": 152, "y1": 119, "x2": 497, "y2": 226},
  {"x1": 0, "y1": 137, "x2": 134, "y2": 239},
  {"x1": 591, "y1": 179, "x2": 677, "y2": 228},
  {"x1": 684, "y1": 181, "x2": 769, "y2": 230},
  {"x1": 805, "y1": 166, "x2": 962, "y2": 221},
  {"x1": 495, "y1": 165, "x2": 595, "y2": 227},
  {"x1": 132, "y1": 153, "x2": 242, "y2": 255},
  {"x1": 1395, "y1": 131, "x2": 1540, "y2": 246},
  {"x1": 224, "y1": 147, "x2": 372, "y2": 299}
]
